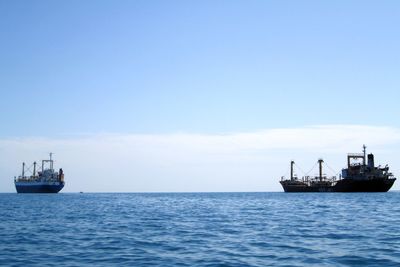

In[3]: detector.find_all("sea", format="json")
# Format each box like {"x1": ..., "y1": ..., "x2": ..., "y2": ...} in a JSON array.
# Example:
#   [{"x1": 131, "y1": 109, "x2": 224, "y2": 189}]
[{"x1": 1, "y1": 192, "x2": 399, "y2": 267}]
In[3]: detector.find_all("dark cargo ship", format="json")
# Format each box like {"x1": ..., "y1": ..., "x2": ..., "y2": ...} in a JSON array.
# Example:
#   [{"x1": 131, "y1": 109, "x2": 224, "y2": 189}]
[
  {"x1": 14, "y1": 153, "x2": 65, "y2": 193},
  {"x1": 280, "y1": 146, "x2": 396, "y2": 192}
]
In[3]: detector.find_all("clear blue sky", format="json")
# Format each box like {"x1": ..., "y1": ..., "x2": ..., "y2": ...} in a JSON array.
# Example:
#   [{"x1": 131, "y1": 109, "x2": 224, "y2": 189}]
[
  {"x1": 1, "y1": 0, "x2": 399, "y2": 137},
  {"x1": 1, "y1": 1, "x2": 400, "y2": 192}
]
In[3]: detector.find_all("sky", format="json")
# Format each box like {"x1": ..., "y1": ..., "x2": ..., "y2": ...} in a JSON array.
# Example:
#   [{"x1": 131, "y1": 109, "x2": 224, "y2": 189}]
[{"x1": 1, "y1": 1, "x2": 400, "y2": 192}]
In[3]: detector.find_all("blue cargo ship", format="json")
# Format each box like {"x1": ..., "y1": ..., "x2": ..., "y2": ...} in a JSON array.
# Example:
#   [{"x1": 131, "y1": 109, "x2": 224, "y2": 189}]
[{"x1": 14, "y1": 153, "x2": 65, "y2": 193}]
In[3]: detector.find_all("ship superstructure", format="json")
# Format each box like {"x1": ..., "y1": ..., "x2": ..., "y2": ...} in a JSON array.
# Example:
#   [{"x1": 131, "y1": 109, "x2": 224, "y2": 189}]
[
  {"x1": 280, "y1": 145, "x2": 396, "y2": 192},
  {"x1": 14, "y1": 153, "x2": 65, "y2": 193}
]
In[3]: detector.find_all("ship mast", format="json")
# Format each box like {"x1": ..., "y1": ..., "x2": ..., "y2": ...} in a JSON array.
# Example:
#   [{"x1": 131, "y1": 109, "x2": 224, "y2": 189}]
[
  {"x1": 363, "y1": 144, "x2": 366, "y2": 166},
  {"x1": 49, "y1": 152, "x2": 53, "y2": 171},
  {"x1": 290, "y1": 161, "x2": 295, "y2": 181},
  {"x1": 318, "y1": 159, "x2": 324, "y2": 181},
  {"x1": 33, "y1": 162, "x2": 36, "y2": 177},
  {"x1": 22, "y1": 162, "x2": 25, "y2": 178},
  {"x1": 41, "y1": 153, "x2": 54, "y2": 172}
]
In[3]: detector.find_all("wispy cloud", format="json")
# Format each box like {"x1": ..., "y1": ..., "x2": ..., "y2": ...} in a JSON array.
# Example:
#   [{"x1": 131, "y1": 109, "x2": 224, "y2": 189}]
[{"x1": 1, "y1": 125, "x2": 399, "y2": 192}]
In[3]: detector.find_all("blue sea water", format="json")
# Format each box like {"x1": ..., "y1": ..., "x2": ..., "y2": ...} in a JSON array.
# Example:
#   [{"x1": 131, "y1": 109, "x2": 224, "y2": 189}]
[{"x1": 1, "y1": 192, "x2": 400, "y2": 266}]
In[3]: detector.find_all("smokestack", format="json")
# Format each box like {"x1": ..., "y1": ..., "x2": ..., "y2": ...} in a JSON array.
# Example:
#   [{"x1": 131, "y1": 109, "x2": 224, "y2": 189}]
[{"x1": 368, "y1": 154, "x2": 374, "y2": 168}]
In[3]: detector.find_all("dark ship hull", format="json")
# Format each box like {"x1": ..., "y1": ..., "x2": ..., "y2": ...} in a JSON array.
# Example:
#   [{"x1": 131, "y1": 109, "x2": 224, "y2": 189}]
[
  {"x1": 334, "y1": 178, "x2": 395, "y2": 192},
  {"x1": 281, "y1": 178, "x2": 396, "y2": 193},
  {"x1": 15, "y1": 182, "x2": 65, "y2": 193}
]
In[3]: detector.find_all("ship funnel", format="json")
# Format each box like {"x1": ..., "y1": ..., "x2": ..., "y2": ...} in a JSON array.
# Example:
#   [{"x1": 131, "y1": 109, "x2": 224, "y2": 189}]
[{"x1": 368, "y1": 153, "x2": 374, "y2": 168}]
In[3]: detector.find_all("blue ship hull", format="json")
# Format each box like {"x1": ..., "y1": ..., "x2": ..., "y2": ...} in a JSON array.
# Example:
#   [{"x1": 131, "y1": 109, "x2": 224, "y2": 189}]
[{"x1": 15, "y1": 182, "x2": 65, "y2": 193}]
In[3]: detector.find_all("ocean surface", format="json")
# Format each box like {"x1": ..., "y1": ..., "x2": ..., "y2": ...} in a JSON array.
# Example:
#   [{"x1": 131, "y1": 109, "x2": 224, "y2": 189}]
[{"x1": 1, "y1": 192, "x2": 400, "y2": 267}]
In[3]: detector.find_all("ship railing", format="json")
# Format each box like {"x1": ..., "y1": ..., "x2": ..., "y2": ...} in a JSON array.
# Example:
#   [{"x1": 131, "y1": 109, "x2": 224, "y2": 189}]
[
  {"x1": 306, "y1": 176, "x2": 337, "y2": 182},
  {"x1": 386, "y1": 172, "x2": 395, "y2": 178},
  {"x1": 281, "y1": 176, "x2": 299, "y2": 181},
  {"x1": 347, "y1": 153, "x2": 364, "y2": 157},
  {"x1": 15, "y1": 177, "x2": 36, "y2": 182}
]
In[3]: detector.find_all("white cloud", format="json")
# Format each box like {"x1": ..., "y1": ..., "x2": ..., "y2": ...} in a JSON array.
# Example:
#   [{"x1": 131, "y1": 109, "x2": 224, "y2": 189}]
[{"x1": 1, "y1": 125, "x2": 400, "y2": 192}]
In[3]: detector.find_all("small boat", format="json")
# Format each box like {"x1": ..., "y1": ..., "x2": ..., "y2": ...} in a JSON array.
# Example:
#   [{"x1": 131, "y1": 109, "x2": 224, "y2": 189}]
[{"x1": 14, "y1": 153, "x2": 65, "y2": 193}]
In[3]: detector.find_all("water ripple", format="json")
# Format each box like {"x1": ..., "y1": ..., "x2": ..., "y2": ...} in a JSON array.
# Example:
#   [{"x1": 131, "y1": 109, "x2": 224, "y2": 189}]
[{"x1": 0, "y1": 192, "x2": 400, "y2": 266}]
